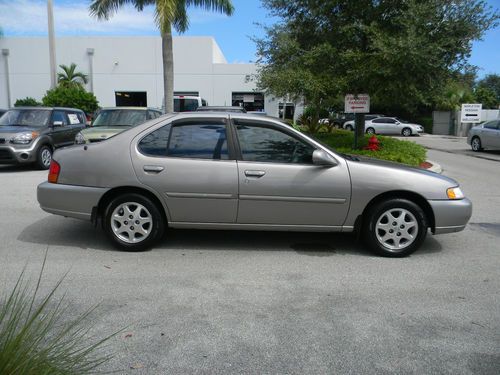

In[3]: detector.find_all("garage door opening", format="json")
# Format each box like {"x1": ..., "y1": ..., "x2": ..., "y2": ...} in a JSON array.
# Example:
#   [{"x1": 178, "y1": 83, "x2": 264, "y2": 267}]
[
  {"x1": 232, "y1": 92, "x2": 265, "y2": 112},
  {"x1": 115, "y1": 91, "x2": 147, "y2": 107}
]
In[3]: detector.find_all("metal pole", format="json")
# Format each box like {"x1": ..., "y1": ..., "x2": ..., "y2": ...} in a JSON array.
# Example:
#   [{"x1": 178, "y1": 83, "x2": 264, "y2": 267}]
[
  {"x1": 87, "y1": 48, "x2": 94, "y2": 93},
  {"x1": 2, "y1": 49, "x2": 11, "y2": 107},
  {"x1": 47, "y1": 0, "x2": 57, "y2": 88}
]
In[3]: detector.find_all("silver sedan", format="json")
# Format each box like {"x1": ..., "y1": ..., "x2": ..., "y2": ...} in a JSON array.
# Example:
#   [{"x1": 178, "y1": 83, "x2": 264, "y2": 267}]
[
  {"x1": 467, "y1": 120, "x2": 500, "y2": 151},
  {"x1": 37, "y1": 113, "x2": 472, "y2": 257}
]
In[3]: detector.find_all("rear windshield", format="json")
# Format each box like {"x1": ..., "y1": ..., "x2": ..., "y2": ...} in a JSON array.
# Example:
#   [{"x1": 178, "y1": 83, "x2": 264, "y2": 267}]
[
  {"x1": 174, "y1": 98, "x2": 200, "y2": 112},
  {"x1": 0, "y1": 109, "x2": 51, "y2": 127},
  {"x1": 93, "y1": 110, "x2": 147, "y2": 127}
]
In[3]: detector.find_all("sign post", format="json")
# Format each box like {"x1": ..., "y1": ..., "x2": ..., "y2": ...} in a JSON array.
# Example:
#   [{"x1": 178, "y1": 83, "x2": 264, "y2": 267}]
[{"x1": 345, "y1": 94, "x2": 370, "y2": 149}]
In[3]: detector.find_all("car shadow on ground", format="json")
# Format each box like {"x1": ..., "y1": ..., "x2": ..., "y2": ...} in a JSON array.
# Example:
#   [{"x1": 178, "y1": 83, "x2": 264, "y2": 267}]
[
  {"x1": 0, "y1": 165, "x2": 40, "y2": 173},
  {"x1": 18, "y1": 216, "x2": 443, "y2": 257}
]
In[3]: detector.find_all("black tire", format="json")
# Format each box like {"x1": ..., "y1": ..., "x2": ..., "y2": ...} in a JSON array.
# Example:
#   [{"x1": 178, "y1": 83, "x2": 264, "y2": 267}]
[
  {"x1": 345, "y1": 124, "x2": 354, "y2": 131},
  {"x1": 362, "y1": 198, "x2": 428, "y2": 257},
  {"x1": 103, "y1": 193, "x2": 165, "y2": 251},
  {"x1": 401, "y1": 127, "x2": 412, "y2": 137},
  {"x1": 471, "y1": 136, "x2": 482, "y2": 152},
  {"x1": 366, "y1": 127, "x2": 375, "y2": 135},
  {"x1": 36, "y1": 145, "x2": 52, "y2": 170}
]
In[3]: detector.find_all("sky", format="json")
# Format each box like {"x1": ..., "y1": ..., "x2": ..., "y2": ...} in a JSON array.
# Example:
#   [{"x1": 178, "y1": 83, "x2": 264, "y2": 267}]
[{"x1": 0, "y1": 0, "x2": 498, "y2": 76}]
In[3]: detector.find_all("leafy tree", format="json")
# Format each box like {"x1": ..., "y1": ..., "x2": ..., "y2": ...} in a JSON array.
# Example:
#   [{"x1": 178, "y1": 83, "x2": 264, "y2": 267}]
[
  {"x1": 42, "y1": 85, "x2": 99, "y2": 114},
  {"x1": 477, "y1": 74, "x2": 500, "y2": 104},
  {"x1": 474, "y1": 86, "x2": 498, "y2": 109},
  {"x1": 256, "y1": 0, "x2": 499, "y2": 117},
  {"x1": 14, "y1": 97, "x2": 42, "y2": 107},
  {"x1": 57, "y1": 63, "x2": 88, "y2": 87},
  {"x1": 90, "y1": 0, "x2": 234, "y2": 112}
]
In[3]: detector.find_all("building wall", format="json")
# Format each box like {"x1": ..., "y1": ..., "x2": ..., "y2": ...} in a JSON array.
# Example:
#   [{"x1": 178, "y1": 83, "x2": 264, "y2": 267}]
[{"x1": 0, "y1": 36, "x2": 279, "y2": 116}]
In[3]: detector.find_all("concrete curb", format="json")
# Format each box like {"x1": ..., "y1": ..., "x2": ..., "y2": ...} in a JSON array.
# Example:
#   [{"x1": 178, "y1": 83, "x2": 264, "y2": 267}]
[{"x1": 426, "y1": 160, "x2": 443, "y2": 174}]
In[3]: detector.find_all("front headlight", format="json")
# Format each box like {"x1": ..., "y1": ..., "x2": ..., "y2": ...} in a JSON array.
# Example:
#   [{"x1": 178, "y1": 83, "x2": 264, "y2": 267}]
[
  {"x1": 447, "y1": 187, "x2": 465, "y2": 200},
  {"x1": 75, "y1": 132, "x2": 86, "y2": 144},
  {"x1": 10, "y1": 131, "x2": 39, "y2": 144}
]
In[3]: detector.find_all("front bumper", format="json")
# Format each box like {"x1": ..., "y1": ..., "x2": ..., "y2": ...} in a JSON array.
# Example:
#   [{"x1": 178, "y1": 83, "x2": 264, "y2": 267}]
[
  {"x1": 428, "y1": 198, "x2": 472, "y2": 234},
  {"x1": 37, "y1": 181, "x2": 109, "y2": 221},
  {"x1": 0, "y1": 143, "x2": 39, "y2": 164}
]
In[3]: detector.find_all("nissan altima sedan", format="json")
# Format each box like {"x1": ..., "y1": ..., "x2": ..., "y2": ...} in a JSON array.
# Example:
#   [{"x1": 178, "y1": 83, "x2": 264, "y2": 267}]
[
  {"x1": 37, "y1": 113, "x2": 472, "y2": 257},
  {"x1": 467, "y1": 119, "x2": 500, "y2": 151}
]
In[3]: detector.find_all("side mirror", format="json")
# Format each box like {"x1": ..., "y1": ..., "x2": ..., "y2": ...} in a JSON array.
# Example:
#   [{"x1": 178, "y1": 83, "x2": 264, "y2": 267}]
[
  {"x1": 312, "y1": 149, "x2": 338, "y2": 167},
  {"x1": 52, "y1": 121, "x2": 63, "y2": 127},
  {"x1": 395, "y1": 121, "x2": 400, "y2": 125}
]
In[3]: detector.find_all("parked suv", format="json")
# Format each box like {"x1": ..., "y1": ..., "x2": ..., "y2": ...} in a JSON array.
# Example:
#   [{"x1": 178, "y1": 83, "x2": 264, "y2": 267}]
[{"x1": 0, "y1": 107, "x2": 86, "y2": 169}]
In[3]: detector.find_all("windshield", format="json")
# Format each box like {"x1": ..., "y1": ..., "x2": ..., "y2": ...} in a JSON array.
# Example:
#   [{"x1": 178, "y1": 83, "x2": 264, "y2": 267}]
[
  {"x1": 92, "y1": 110, "x2": 147, "y2": 127},
  {"x1": 395, "y1": 118, "x2": 409, "y2": 123},
  {"x1": 174, "y1": 98, "x2": 200, "y2": 112},
  {"x1": 0, "y1": 109, "x2": 51, "y2": 127}
]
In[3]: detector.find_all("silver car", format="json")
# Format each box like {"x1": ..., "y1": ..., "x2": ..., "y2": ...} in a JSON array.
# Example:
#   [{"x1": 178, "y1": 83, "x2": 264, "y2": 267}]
[
  {"x1": 467, "y1": 120, "x2": 500, "y2": 151},
  {"x1": 344, "y1": 117, "x2": 424, "y2": 136},
  {"x1": 37, "y1": 113, "x2": 472, "y2": 257}
]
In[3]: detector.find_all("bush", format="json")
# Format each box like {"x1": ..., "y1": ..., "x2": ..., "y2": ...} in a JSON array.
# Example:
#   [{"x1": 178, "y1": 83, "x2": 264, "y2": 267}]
[
  {"x1": 0, "y1": 255, "x2": 116, "y2": 374},
  {"x1": 314, "y1": 130, "x2": 427, "y2": 167},
  {"x1": 42, "y1": 85, "x2": 99, "y2": 114},
  {"x1": 14, "y1": 97, "x2": 42, "y2": 107}
]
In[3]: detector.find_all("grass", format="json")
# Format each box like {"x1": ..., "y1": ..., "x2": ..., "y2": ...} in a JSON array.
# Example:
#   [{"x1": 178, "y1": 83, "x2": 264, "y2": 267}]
[
  {"x1": 313, "y1": 129, "x2": 427, "y2": 167},
  {"x1": 0, "y1": 253, "x2": 118, "y2": 374}
]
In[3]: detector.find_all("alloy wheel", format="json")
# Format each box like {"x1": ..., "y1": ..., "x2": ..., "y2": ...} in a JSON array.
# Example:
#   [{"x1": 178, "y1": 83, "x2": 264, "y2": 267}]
[
  {"x1": 402, "y1": 128, "x2": 412, "y2": 137},
  {"x1": 375, "y1": 208, "x2": 418, "y2": 251},
  {"x1": 471, "y1": 138, "x2": 481, "y2": 151},
  {"x1": 111, "y1": 202, "x2": 153, "y2": 244},
  {"x1": 41, "y1": 148, "x2": 52, "y2": 168}
]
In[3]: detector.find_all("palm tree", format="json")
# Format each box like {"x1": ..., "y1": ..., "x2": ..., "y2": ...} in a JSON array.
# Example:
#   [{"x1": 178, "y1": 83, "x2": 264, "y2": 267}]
[
  {"x1": 89, "y1": 0, "x2": 234, "y2": 113},
  {"x1": 57, "y1": 63, "x2": 88, "y2": 87}
]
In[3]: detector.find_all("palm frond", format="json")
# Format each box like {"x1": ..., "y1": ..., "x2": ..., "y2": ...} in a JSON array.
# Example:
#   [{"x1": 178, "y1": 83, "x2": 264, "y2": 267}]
[{"x1": 185, "y1": 0, "x2": 234, "y2": 16}]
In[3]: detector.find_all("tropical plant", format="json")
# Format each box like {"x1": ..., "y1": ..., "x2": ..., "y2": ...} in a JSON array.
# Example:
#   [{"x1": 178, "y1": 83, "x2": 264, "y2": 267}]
[
  {"x1": 57, "y1": 63, "x2": 88, "y2": 88},
  {"x1": 14, "y1": 97, "x2": 42, "y2": 107},
  {"x1": 89, "y1": 0, "x2": 234, "y2": 113},
  {"x1": 43, "y1": 85, "x2": 99, "y2": 114},
  {"x1": 0, "y1": 254, "x2": 116, "y2": 374}
]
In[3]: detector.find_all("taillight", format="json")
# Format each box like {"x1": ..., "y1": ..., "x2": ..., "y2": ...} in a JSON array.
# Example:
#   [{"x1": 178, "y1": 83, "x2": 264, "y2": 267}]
[{"x1": 48, "y1": 160, "x2": 60, "y2": 183}]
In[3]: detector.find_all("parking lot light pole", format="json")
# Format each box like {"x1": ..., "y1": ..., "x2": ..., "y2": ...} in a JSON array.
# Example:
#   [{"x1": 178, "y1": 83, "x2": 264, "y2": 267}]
[
  {"x1": 47, "y1": 0, "x2": 57, "y2": 89},
  {"x1": 2, "y1": 49, "x2": 11, "y2": 108},
  {"x1": 87, "y1": 48, "x2": 95, "y2": 93}
]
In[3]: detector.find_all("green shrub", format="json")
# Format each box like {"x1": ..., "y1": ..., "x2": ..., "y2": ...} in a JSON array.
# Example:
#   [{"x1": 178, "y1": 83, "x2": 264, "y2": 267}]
[
  {"x1": 314, "y1": 130, "x2": 427, "y2": 167},
  {"x1": 42, "y1": 85, "x2": 99, "y2": 114},
  {"x1": 0, "y1": 255, "x2": 117, "y2": 374},
  {"x1": 14, "y1": 97, "x2": 42, "y2": 107}
]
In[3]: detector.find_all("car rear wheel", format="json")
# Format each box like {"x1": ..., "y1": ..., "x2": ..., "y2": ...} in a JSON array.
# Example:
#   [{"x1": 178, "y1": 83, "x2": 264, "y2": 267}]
[
  {"x1": 363, "y1": 198, "x2": 428, "y2": 257},
  {"x1": 36, "y1": 145, "x2": 52, "y2": 170},
  {"x1": 366, "y1": 127, "x2": 375, "y2": 135},
  {"x1": 104, "y1": 193, "x2": 165, "y2": 251},
  {"x1": 471, "y1": 137, "x2": 482, "y2": 152},
  {"x1": 401, "y1": 128, "x2": 412, "y2": 137},
  {"x1": 345, "y1": 124, "x2": 354, "y2": 131}
]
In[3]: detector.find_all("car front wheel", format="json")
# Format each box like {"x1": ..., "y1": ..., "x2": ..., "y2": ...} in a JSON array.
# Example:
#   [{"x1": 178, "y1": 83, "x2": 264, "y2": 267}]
[
  {"x1": 401, "y1": 128, "x2": 412, "y2": 137},
  {"x1": 36, "y1": 145, "x2": 52, "y2": 170},
  {"x1": 104, "y1": 193, "x2": 165, "y2": 251},
  {"x1": 345, "y1": 125, "x2": 354, "y2": 131},
  {"x1": 366, "y1": 127, "x2": 375, "y2": 135},
  {"x1": 363, "y1": 199, "x2": 428, "y2": 257},
  {"x1": 471, "y1": 137, "x2": 482, "y2": 152}
]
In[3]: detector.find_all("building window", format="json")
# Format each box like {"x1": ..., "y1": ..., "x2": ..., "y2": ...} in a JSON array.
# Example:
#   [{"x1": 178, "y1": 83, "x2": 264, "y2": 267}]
[{"x1": 232, "y1": 92, "x2": 265, "y2": 112}]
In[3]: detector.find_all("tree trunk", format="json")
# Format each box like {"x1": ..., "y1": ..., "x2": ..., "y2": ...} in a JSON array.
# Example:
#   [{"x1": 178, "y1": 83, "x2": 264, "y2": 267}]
[{"x1": 161, "y1": 25, "x2": 174, "y2": 113}]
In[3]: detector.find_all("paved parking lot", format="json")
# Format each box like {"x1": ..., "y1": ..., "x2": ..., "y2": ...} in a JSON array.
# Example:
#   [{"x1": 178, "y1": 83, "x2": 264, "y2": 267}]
[{"x1": 0, "y1": 147, "x2": 499, "y2": 374}]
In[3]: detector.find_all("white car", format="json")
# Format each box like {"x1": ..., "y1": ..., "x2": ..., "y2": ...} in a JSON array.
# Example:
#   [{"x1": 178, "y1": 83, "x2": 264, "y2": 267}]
[{"x1": 344, "y1": 117, "x2": 424, "y2": 136}]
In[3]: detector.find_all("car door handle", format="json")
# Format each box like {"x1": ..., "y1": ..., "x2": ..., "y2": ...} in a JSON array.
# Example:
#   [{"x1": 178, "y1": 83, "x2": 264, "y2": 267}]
[
  {"x1": 143, "y1": 165, "x2": 164, "y2": 173},
  {"x1": 245, "y1": 170, "x2": 266, "y2": 178}
]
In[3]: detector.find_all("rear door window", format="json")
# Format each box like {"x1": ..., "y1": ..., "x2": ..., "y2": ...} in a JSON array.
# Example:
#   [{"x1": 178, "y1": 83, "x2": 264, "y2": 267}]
[
  {"x1": 52, "y1": 111, "x2": 68, "y2": 126},
  {"x1": 167, "y1": 120, "x2": 228, "y2": 160},
  {"x1": 139, "y1": 124, "x2": 172, "y2": 157}
]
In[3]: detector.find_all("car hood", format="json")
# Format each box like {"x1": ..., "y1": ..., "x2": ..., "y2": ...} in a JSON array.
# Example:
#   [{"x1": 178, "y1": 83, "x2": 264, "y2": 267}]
[
  {"x1": 0, "y1": 126, "x2": 40, "y2": 139},
  {"x1": 82, "y1": 126, "x2": 130, "y2": 139}
]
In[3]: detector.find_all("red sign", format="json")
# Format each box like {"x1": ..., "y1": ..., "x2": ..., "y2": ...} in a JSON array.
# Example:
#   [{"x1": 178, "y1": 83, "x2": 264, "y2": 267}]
[{"x1": 345, "y1": 94, "x2": 370, "y2": 113}]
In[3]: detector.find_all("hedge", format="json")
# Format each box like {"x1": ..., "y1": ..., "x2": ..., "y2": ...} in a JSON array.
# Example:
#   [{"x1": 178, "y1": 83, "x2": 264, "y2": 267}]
[{"x1": 313, "y1": 130, "x2": 427, "y2": 167}]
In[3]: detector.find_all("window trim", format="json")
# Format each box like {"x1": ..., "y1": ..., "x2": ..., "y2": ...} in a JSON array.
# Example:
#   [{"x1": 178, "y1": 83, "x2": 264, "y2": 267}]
[{"x1": 230, "y1": 118, "x2": 318, "y2": 165}]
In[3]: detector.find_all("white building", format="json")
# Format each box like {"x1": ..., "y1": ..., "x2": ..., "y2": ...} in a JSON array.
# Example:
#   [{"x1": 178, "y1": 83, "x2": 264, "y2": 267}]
[{"x1": 0, "y1": 36, "x2": 295, "y2": 117}]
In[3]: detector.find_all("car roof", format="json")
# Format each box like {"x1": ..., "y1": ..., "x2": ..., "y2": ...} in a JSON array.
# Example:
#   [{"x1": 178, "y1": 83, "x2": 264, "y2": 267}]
[
  {"x1": 10, "y1": 106, "x2": 84, "y2": 111},
  {"x1": 99, "y1": 107, "x2": 160, "y2": 111},
  {"x1": 196, "y1": 106, "x2": 246, "y2": 111}
]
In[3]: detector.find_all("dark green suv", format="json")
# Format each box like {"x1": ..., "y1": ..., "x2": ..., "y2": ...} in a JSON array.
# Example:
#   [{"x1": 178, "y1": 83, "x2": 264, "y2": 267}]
[{"x1": 0, "y1": 107, "x2": 86, "y2": 169}]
